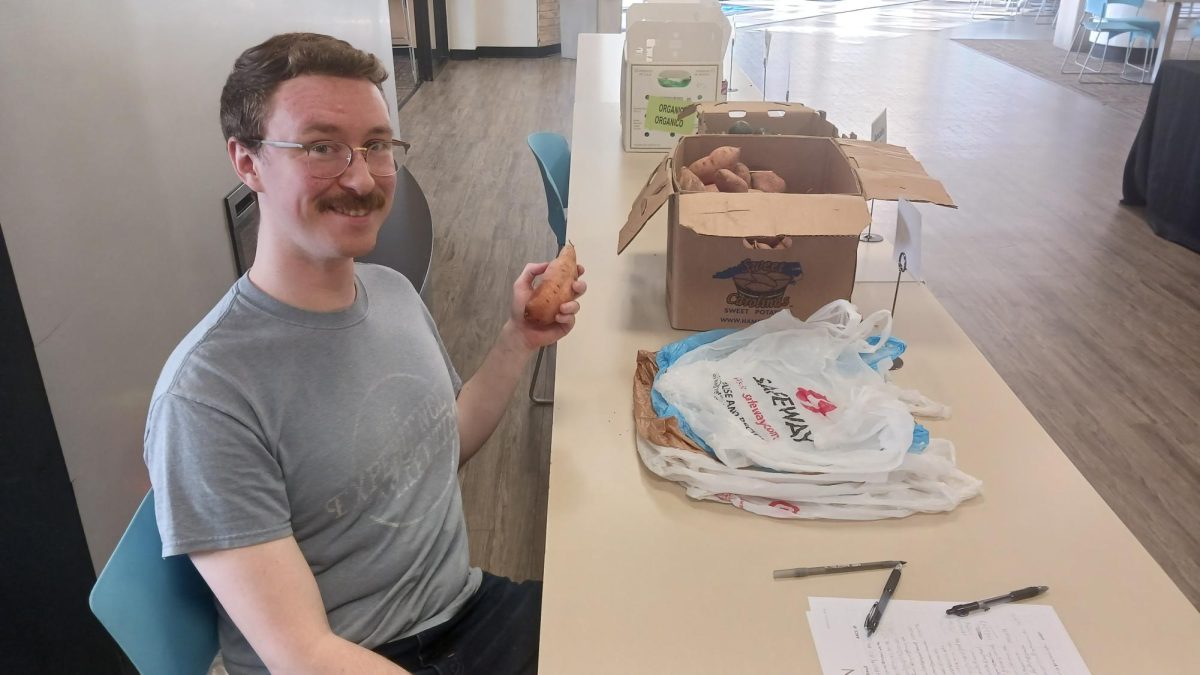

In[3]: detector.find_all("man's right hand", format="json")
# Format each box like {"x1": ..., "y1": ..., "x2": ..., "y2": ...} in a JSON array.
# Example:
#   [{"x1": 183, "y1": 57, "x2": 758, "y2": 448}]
[{"x1": 191, "y1": 537, "x2": 410, "y2": 674}]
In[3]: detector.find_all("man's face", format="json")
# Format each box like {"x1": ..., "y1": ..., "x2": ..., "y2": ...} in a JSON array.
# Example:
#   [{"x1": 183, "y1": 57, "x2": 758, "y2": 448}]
[{"x1": 239, "y1": 75, "x2": 397, "y2": 262}]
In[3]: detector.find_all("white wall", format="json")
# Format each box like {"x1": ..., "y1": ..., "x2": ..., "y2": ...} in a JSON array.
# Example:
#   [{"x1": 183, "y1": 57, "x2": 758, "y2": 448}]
[
  {"x1": 448, "y1": 0, "x2": 479, "y2": 50},
  {"x1": 476, "y1": 0, "x2": 540, "y2": 47},
  {"x1": 0, "y1": 0, "x2": 398, "y2": 572}
]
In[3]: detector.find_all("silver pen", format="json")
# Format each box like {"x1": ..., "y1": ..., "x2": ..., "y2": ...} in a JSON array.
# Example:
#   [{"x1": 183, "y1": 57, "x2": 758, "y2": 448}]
[{"x1": 773, "y1": 560, "x2": 907, "y2": 579}]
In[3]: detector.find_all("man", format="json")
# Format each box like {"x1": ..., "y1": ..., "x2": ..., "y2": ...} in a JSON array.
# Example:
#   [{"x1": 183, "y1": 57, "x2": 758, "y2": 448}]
[{"x1": 144, "y1": 33, "x2": 584, "y2": 674}]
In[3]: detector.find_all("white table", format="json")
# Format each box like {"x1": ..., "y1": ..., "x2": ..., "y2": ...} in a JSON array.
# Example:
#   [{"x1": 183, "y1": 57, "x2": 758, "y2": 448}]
[
  {"x1": 538, "y1": 33, "x2": 1200, "y2": 674},
  {"x1": 1150, "y1": 0, "x2": 1193, "y2": 83}
]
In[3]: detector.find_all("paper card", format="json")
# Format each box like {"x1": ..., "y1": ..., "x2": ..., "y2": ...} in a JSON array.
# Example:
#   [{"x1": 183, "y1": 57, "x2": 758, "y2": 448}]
[
  {"x1": 893, "y1": 198, "x2": 922, "y2": 281},
  {"x1": 644, "y1": 96, "x2": 699, "y2": 134},
  {"x1": 871, "y1": 108, "x2": 888, "y2": 144}
]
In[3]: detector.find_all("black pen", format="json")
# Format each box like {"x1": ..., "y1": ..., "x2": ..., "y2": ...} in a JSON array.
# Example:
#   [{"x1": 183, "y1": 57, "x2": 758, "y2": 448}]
[
  {"x1": 864, "y1": 563, "x2": 903, "y2": 637},
  {"x1": 946, "y1": 586, "x2": 1049, "y2": 617}
]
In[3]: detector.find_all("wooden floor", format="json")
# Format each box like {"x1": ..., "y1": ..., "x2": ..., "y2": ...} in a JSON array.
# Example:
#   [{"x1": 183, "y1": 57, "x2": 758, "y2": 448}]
[
  {"x1": 397, "y1": 18, "x2": 1200, "y2": 609},
  {"x1": 399, "y1": 57, "x2": 575, "y2": 579}
]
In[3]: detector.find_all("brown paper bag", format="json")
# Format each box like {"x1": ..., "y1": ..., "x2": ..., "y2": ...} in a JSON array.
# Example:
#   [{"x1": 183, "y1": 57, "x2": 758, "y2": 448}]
[{"x1": 633, "y1": 350, "x2": 707, "y2": 456}]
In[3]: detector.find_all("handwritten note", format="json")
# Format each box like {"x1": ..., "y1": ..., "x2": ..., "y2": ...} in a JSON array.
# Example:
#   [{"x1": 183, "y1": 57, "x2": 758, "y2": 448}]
[{"x1": 807, "y1": 597, "x2": 1091, "y2": 675}]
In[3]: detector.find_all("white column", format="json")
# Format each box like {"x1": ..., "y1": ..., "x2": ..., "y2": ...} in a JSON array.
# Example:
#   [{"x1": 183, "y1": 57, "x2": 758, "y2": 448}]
[
  {"x1": 1054, "y1": 0, "x2": 1084, "y2": 49},
  {"x1": 447, "y1": 0, "x2": 478, "y2": 51},
  {"x1": 598, "y1": 0, "x2": 623, "y2": 32},
  {"x1": 561, "y1": 0, "x2": 598, "y2": 59}
]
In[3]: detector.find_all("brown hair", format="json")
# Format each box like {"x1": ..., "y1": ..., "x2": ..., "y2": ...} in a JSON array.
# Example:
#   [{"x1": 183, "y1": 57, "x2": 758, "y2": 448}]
[{"x1": 220, "y1": 32, "x2": 390, "y2": 148}]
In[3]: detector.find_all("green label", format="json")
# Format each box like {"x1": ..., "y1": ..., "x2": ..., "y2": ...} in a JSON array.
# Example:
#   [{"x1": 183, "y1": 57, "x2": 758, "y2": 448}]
[{"x1": 644, "y1": 96, "x2": 697, "y2": 134}]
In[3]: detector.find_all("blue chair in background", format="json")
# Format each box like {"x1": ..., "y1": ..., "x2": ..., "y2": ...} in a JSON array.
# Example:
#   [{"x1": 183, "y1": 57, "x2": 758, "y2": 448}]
[
  {"x1": 1060, "y1": 0, "x2": 1159, "y2": 83},
  {"x1": 90, "y1": 490, "x2": 218, "y2": 675},
  {"x1": 1188, "y1": 20, "x2": 1199, "y2": 59},
  {"x1": 526, "y1": 132, "x2": 571, "y2": 405}
]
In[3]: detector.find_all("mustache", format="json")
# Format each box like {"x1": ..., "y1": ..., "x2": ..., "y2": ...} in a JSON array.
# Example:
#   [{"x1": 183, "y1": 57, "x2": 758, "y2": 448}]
[{"x1": 317, "y1": 190, "x2": 387, "y2": 213}]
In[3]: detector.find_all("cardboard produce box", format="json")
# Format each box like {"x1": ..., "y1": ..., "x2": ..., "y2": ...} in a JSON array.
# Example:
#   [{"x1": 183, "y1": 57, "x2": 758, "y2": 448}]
[
  {"x1": 619, "y1": 134, "x2": 955, "y2": 330},
  {"x1": 621, "y1": 0, "x2": 731, "y2": 152},
  {"x1": 687, "y1": 101, "x2": 840, "y2": 137}
]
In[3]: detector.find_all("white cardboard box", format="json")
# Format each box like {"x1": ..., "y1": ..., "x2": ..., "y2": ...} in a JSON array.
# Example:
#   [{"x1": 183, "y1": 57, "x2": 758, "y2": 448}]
[{"x1": 621, "y1": 0, "x2": 731, "y2": 152}]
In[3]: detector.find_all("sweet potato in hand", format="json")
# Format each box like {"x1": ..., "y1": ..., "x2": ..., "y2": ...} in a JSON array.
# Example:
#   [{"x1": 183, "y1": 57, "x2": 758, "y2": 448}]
[
  {"x1": 713, "y1": 169, "x2": 749, "y2": 193},
  {"x1": 524, "y1": 243, "x2": 578, "y2": 326},
  {"x1": 750, "y1": 171, "x2": 787, "y2": 193},
  {"x1": 687, "y1": 146, "x2": 741, "y2": 184}
]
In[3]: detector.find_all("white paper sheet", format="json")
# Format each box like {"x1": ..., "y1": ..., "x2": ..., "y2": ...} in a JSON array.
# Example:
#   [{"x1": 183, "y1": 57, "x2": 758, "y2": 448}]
[
  {"x1": 893, "y1": 198, "x2": 923, "y2": 282},
  {"x1": 871, "y1": 108, "x2": 888, "y2": 144},
  {"x1": 807, "y1": 597, "x2": 1091, "y2": 675}
]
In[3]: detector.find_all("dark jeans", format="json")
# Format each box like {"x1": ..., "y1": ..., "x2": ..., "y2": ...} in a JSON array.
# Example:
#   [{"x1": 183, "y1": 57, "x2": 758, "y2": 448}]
[{"x1": 374, "y1": 573, "x2": 542, "y2": 675}]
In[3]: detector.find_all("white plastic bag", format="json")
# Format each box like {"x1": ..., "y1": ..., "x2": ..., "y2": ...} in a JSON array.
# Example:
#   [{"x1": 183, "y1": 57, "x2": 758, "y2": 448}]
[
  {"x1": 654, "y1": 302, "x2": 918, "y2": 474},
  {"x1": 635, "y1": 435, "x2": 982, "y2": 520}
]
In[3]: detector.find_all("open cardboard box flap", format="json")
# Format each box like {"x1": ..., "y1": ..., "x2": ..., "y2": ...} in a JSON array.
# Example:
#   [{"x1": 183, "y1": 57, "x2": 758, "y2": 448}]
[
  {"x1": 683, "y1": 101, "x2": 839, "y2": 137},
  {"x1": 677, "y1": 193, "x2": 868, "y2": 237},
  {"x1": 837, "y1": 139, "x2": 957, "y2": 207},
  {"x1": 619, "y1": 157, "x2": 869, "y2": 252},
  {"x1": 680, "y1": 100, "x2": 820, "y2": 118},
  {"x1": 619, "y1": 156, "x2": 674, "y2": 253},
  {"x1": 619, "y1": 135, "x2": 955, "y2": 253}
]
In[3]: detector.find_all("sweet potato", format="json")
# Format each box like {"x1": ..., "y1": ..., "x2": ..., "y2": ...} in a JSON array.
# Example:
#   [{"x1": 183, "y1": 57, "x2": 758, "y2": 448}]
[
  {"x1": 677, "y1": 167, "x2": 705, "y2": 192},
  {"x1": 687, "y1": 146, "x2": 741, "y2": 184},
  {"x1": 732, "y1": 162, "x2": 751, "y2": 186},
  {"x1": 750, "y1": 171, "x2": 787, "y2": 193},
  {"x1": 703, "y1": 184, "x2": 719, "y2": 192},
  {"x1": 713, "y1": 169, "x2": 749, "y2": 193},
  {"x1": 524, "y1": 243, "x2": 578, "y2": 326}
]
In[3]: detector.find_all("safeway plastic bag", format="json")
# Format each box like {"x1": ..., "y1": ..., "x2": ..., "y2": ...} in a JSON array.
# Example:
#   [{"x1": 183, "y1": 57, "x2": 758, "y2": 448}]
[
  {"x1": 651, "y1": 328, "x2": 931, "y2": 457},
  {"x1": 632, "y1": 343, "x2": 982, "y2": 520},
  {"x1": 653, "y1": 302, "x2": 925, "y2": 474},
  {"x1": 634, "y1": 434, "x2": 982, "y2": 520}
]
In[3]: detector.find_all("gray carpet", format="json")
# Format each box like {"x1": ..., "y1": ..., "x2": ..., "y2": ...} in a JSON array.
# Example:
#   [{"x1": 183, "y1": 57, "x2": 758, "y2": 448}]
[{"x1": 954, "y1": 36, "x2": 1196, "y2": 119}]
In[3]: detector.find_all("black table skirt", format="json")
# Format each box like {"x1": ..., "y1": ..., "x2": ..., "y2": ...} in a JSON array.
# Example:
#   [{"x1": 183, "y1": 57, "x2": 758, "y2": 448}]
[{"x1": 1122, "y1": 60, "x2": 1200, "y2": 254}]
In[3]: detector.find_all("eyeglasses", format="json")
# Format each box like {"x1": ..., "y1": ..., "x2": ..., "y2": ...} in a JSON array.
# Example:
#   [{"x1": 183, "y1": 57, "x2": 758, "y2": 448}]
[{"x1": 257, "y1": 138, "x2": 412, "y2": 179}]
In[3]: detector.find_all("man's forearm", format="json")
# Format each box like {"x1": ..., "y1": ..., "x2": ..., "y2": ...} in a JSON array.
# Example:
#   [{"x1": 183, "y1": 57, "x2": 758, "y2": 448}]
[
  {"x1": 456, "y1": 320, "x2": 536, "y2": 465},
  {"x1": 291, "y1": 633, "x2": 409, "y2": 675}
]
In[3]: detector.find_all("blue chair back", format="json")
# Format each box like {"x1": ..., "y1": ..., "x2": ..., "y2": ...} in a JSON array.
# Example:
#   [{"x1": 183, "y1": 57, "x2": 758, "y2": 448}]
[
  {"x1": 90, "y1": 490, "x2": 219, "y2": 675},
  {"x1": 527, "y1": 132, "x2": 570, "y2": 249},
  {"x1": 1085, "y1": 0, "x2": 1144, "y2": 16}
]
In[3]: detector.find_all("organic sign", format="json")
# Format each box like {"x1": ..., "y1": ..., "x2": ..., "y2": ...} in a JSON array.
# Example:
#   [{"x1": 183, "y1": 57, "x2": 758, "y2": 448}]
[{"x1": 644, "y1": 96, "x2": 698, "y2": 135}]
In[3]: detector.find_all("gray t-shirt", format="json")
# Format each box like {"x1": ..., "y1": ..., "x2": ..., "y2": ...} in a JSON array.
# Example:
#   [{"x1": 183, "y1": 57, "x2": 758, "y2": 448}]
[{"x1": 144, "y1": 263, "x2": 481, "y2": 674}]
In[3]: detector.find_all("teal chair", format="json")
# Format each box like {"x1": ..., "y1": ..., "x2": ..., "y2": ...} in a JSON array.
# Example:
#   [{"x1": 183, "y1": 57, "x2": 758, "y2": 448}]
[
  {"x1": 90, "y1": 490, "x2": 219, "y2": 675},
  {"x1": 1060, "y1": 0, "x2": 1160, "y2": 83},
  {"x1": 1188, "y1": 20, "x2": 1199, "y2": 59},
  {"x1": 526, "y1": 132, "x2": 571, "y2": 405}
]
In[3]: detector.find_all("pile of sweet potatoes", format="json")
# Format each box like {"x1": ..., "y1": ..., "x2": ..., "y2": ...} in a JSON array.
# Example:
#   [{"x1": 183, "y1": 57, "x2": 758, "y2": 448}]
[{"x1": 677, "y1": 146, "x2": 788, "y2": 194}]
